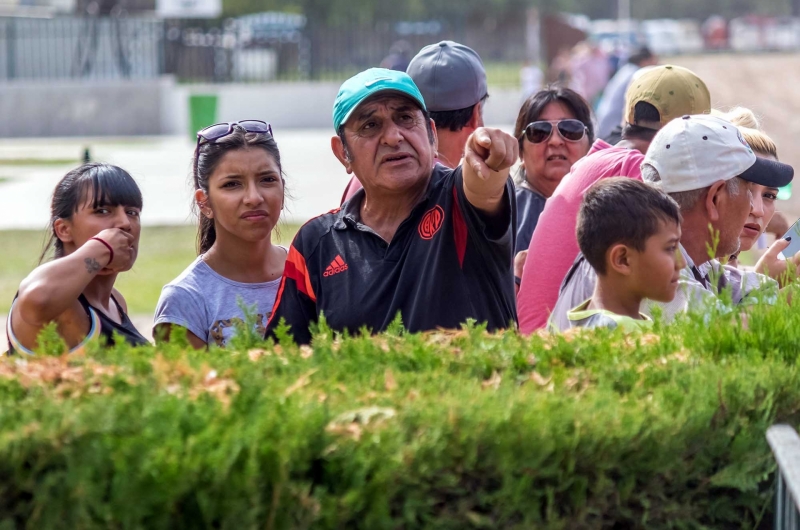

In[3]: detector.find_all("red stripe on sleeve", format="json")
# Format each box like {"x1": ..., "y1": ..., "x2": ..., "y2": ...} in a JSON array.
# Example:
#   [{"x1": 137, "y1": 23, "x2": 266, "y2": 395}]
[
  {"x1": 284, "y1": 245, "x2": 317, "y2": 302},
  {"x1": 452, "y1": 186, "x2": 467, "y2": 268},
  {"x1": 266, "y1": 274, "x2": 290, "y2": 329}
]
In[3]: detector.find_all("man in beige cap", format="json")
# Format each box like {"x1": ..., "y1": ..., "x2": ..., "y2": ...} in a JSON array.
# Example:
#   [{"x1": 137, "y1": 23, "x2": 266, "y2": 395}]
[{"x1": 517, "y1": 65, "x2": 711, "y2": 333}]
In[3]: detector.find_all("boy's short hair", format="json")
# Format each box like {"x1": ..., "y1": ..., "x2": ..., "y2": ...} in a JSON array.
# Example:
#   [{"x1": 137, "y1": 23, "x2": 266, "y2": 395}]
[{"x1": 577, "y1": 177, "x2": 682, "y2": 275}]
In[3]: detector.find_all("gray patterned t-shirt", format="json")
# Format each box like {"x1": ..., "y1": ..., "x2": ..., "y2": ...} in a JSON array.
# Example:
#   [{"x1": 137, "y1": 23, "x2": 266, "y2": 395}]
[{"x1": 154, "y1": 255, "x2": 282, "y2": 347}]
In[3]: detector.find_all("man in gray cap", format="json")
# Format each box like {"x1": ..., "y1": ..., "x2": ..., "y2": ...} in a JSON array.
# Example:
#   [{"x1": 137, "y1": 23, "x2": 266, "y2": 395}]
[
  {"x1": 340, "y1": 40, "x2": 488, "y2": 203},
  {"x1": 407, "y1": 40, "x2": 489, "y2": 168}
]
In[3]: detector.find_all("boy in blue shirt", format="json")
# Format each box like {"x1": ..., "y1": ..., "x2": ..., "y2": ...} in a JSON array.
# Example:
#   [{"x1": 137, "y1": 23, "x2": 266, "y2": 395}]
[{"x1": 566, "y1": 177, "x2": 684, "y2": 331}]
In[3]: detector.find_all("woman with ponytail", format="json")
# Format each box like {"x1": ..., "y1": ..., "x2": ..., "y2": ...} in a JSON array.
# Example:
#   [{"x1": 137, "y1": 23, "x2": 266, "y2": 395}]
[
  {"x1": 154, "y1": 121, "x2": 288, "y2": 348},
  {"x1": 7, "y1": 163, "x2": 148, "y2": 354}
]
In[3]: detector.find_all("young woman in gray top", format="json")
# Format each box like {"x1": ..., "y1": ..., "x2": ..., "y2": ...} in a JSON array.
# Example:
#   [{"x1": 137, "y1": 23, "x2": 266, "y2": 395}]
[{"x1": 154, "y1": 121, "x2": 288, "y2": 348}]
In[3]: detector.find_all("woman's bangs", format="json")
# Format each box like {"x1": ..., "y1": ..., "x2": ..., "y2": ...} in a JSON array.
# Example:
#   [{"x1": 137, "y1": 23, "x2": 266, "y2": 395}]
[{"x1": 78, "y1": 165, "x2": 143, "y2": 211}]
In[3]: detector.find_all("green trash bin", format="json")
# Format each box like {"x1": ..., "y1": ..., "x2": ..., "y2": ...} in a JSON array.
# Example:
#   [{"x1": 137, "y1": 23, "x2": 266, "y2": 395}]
[{"x1": 189, "y1": 94, "x2": 218, "y2": 141}]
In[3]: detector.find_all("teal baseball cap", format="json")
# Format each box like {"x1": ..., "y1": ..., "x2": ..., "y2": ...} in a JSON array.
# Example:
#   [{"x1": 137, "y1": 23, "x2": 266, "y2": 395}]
[{"x1": 332, "y1": 68, "x2": 427, "y2": 132}]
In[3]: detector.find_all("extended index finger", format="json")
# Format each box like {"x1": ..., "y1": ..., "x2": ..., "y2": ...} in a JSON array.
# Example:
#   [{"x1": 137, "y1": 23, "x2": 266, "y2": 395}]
[
  {"x1": 468, "y1": 129, "x2": 491, "y2": 160},
  {"x1": 765, "y1": 238, "x2": 790, "y2": 259},
  {"x1": 474, "y1": 128, "x2": 492, "y2": 148},
  {"x1": 483, "y1": 131, "x2": 508, "y2": 171}
]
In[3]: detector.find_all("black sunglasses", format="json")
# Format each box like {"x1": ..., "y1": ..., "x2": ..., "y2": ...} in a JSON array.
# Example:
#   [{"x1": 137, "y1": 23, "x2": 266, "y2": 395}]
[
  {"x1": 194, "y1": 121, "x2": 274, "y2": 182},
  {"x1": 521, "y1": 119, "x2": 587, "y2": 144},
  {"x1": 196, "y1": 120, "x2": 273, "y2": 147}
]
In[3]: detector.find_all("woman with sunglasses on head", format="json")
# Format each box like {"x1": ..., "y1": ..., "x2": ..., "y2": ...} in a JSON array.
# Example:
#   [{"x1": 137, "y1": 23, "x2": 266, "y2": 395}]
[
  {"x1": 513, "y1": 86, "x2": 593, "y2": 258},
  {"x1": 7, "y1": 163, "x2": 148, "y2": 354},
  {"x1": 153, "y1": 121, "x2": 287, "y2": 349}
]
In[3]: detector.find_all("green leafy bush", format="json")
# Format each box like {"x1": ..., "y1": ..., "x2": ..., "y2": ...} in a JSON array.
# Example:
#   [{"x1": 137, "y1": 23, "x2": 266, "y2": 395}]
[{"x1": 2, "y1": 293, "x2": 800, "y2": 529}]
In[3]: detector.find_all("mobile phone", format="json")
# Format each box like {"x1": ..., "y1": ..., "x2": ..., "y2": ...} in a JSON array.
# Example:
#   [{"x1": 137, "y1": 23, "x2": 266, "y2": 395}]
[{"x1": 781, "y1": 218, "x2": 800, "y2": 259}]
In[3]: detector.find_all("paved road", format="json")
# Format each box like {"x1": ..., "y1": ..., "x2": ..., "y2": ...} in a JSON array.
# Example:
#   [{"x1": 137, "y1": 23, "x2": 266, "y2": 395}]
[
  {"x1": 0, "y1": 129, "x2": 351, "y2": 229},
  {"x1": 0, "y1": 124, "x2": 516, "y2": 230}
]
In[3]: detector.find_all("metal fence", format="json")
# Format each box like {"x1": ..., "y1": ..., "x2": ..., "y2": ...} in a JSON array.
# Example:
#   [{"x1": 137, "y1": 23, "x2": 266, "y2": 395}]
[
  {"x1": 0, "y1": 17, "x2": 162, "y2": 81},
  {"x1": 767, "y1": 425, "x2": 800, "y2": 529},
  {"x1": 0, "y1": 15, "x2": 527, "y2": 85}
]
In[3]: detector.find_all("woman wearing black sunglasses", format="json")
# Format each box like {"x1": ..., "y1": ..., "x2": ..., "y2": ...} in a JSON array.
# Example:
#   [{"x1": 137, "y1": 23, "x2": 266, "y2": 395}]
[
  {"x1": 153, "y1": 121, "x2": 288, "y2": 349},
  {"x1": 7, "y1": 163, "x2": 148, "y2": 354},
  {"x1": 512, "y1": 87, "x2": 594, "y2": 260}
]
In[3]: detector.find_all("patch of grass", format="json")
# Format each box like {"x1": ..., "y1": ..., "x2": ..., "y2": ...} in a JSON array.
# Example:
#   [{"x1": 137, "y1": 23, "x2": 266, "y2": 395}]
[
  {"x1": 0, "y1": 230, "x2": 50, "y2": 315},
  {"x1": 0, "y1": 223, "x2": 299, "y2": 316},
  {"x1": 0, "y1": 158, "x2": 80, "y2": 166},
  {"x1": 113, "y1": 226, "x2": 201, "y2": 316},
  {"x1": 485, "y1": 60, "x2": 523, "y2": 87}
]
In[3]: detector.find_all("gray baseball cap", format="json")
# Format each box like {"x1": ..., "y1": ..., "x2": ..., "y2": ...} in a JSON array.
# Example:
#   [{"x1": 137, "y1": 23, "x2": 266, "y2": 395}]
[{"x1": 406, "y1": 41, "x2": 488, "y2": 112}]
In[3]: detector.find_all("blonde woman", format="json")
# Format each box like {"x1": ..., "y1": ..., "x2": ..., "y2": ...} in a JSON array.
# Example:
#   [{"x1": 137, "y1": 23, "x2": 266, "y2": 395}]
[{"x1": 714, "y1": 108, "x2": 790, "y2": 268}]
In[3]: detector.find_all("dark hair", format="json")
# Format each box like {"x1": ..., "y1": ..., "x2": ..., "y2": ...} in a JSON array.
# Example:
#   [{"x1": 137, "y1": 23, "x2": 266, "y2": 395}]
[
  {"x1": 621, "y1": 124, "x2": 658, "y2": 142},
  {"x1": 429, "y1": 94, "x2": 488, "y2": 132},
  {"x1": 41, "y1": 163, "x2": 142, "y2": 263},
  {"x1": 193, "y1": 126, "x2": 285, "y2": 254},
  {"x1": 577, "y1": 177, "x2": 681, "y2": 275},
  {"x1": 629, "y1": 46, "x2": 654, "y2": 66},
  {"x1": 337, "y1": 107, "x2": 435, "y2": 162},
  {"x1": 621, "y1": 102, "x2": 662, "y2": 142},
  {"x1": 513, "y1": 85, "x2": 595, "y2": 154}
]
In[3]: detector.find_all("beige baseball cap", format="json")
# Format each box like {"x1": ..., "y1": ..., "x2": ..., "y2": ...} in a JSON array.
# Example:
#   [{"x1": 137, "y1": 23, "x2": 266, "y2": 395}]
[{"x1": 624, "y1": 65, "x2": 711, "y2": 130}]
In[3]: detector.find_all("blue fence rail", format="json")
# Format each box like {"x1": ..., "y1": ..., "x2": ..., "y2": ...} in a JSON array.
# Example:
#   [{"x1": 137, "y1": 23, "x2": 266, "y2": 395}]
[{"x1": 767, "y1": 425, "x2": 800, "y2": 529}]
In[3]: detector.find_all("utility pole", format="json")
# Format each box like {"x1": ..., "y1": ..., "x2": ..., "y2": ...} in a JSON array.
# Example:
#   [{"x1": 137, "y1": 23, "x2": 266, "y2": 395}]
[{"x1": 618, "y1": 0, "x2": 631, "y2": 44}]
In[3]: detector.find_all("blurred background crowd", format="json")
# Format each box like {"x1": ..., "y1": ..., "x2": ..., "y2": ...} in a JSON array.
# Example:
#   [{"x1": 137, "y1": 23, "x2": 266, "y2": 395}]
[{"x1": 1, "y1": 0, "x2": 800, "y2": 92}]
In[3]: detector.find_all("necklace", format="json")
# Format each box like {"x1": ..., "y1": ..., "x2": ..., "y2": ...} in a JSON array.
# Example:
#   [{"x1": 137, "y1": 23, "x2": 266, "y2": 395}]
[{"x1": 436, "y1": 151, "x2": 458, "y2": 169}]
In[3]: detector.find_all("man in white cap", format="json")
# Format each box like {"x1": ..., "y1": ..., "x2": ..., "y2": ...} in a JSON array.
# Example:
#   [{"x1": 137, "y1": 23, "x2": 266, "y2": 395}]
[
  {"x1": 642, "y1": 115, "x2": 792, "y2": 276},
  {"x1": 548, "y1": 114, "x2": 794, "y2": 330},
  {"x1": 641, "y1": 114, "x2": 795, "y2": 311}
]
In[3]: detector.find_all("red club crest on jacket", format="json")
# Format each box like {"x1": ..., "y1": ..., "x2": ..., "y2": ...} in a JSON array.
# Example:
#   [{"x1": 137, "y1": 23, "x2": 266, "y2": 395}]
[{"x1": 418, "y1": 205, "x2": 444, "y2": 240}]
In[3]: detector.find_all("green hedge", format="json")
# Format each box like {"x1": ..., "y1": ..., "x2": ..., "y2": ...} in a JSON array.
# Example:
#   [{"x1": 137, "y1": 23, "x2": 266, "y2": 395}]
[{"x1": 2, "y1": 294, "x2": 800, "y2": 529}]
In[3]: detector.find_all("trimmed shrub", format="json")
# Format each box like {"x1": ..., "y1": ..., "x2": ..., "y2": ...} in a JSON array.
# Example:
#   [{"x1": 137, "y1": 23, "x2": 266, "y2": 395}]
[{"x1": 2, "y1": 295, "x2": 800, "y2": 529}]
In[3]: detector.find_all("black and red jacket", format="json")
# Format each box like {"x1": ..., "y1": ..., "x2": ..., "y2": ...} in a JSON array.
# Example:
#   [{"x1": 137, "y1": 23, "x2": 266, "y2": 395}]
[{"x1": 266, "y1": 165, "x2": 517, "y2": 344}]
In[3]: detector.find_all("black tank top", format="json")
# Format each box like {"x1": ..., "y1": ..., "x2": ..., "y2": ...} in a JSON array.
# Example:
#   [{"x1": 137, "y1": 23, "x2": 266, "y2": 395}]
[{"x1": 78, "y1": 294, "x2": 149, "y2": 347}]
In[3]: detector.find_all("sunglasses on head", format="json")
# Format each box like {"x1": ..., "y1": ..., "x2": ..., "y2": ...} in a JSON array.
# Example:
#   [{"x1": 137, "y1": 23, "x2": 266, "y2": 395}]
[
  {"x1": 194, "y1": 121, "x2": 274, "y2": 182},
  {"x1": 193, "y1": 120, "x2": 274, "y2": 185},
  {"x1": 521, "y1": 119, "x2": 587, "y2": 144},
  {"x1": 196, "y1": 120, "x2": 273, "y2": 147}
]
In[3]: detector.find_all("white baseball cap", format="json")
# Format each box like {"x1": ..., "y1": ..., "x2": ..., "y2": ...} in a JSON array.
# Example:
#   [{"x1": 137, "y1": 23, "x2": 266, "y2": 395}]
[{"x1": 643, "y1": 114, "x2": 793, "y2": 193}]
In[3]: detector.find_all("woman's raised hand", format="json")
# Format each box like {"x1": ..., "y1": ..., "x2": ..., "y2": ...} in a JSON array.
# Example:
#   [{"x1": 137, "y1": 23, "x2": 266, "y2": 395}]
[{"x1": 89, "y1": 228, "x2": 137, "y2": 273}]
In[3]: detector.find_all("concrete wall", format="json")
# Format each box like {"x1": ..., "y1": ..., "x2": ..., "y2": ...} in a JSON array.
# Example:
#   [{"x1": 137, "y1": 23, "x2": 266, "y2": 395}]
[
  {"x1": 171, "y1": 82, "x2": 524, "y2": 136},
  {"x1": 0, "y1": 78, "x2": 176, "y2": 138},
  {"x1": 165, "y1": 81, "x2": 343, "y2": 136},
  {"x1": 0, "y1": 77, "x2": 523, "y2": 138},
  {"x1": 483, "y1": 87, "x2": 527, "y2": 127}
]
